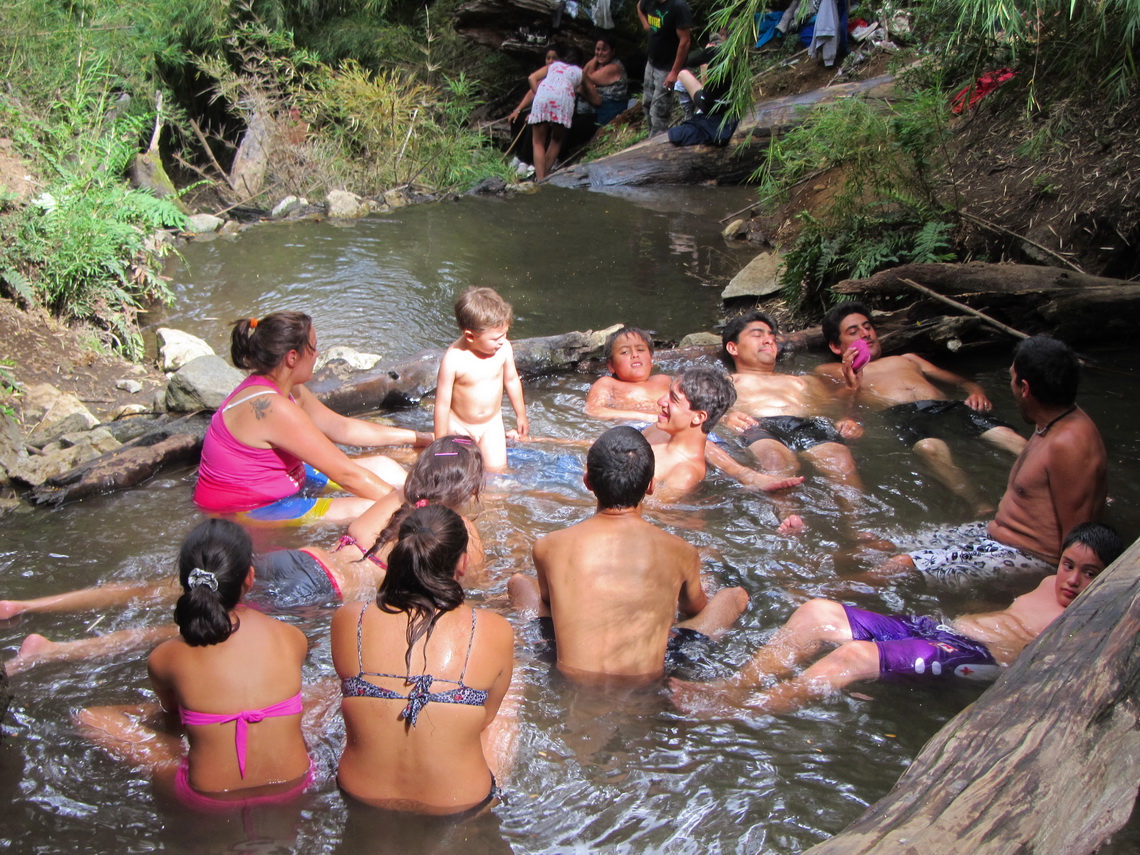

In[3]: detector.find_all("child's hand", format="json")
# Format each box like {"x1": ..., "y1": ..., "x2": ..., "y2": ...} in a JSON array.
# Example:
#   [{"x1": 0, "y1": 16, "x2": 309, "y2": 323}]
[{"x1": 514, "y1": 415, "x2": 530, "y2": 438}]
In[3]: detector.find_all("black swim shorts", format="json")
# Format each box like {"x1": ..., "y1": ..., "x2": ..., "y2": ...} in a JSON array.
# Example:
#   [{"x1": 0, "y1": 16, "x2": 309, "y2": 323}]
[
  {"x1": 667, "y1": 113, "x2": 738, "y2": 147},
  {"x1": 251, "y1": 549, "x2": 340, "y2": 608},
  {"x1": 740, "y1": 415, "x2": 845, "y2": 452},
  {"x1": 886, "y1": 400, "x2": 1012, "y2": 447}
]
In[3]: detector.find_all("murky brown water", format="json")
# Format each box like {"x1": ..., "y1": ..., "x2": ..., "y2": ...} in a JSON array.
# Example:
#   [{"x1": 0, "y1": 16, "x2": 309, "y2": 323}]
[{"x1": 2, "y1": 187, "x2": 1138, "y2": 853}]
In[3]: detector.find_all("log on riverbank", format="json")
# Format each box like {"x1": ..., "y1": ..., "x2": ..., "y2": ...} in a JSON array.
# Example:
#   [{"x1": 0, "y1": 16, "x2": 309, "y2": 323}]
[
  {"x1": 805, "y1": 537, "x2": 1140, "y2": 855},
  {"x1": 834, "y1": 262, "x2": 1140, "y2": 347},
  {"x1": 25, "y1": 327, "x2": 618, "y2": 505},
  {"x1": 546, "y1": 74, "x2": 898, "y2": 189}
]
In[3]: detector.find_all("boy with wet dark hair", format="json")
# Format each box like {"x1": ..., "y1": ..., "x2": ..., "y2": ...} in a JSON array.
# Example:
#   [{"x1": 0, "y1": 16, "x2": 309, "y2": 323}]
[
  {"x1": 817, "y1": 300, "x2": 1025, "y2": 515},
  {"x1": 585, "y1": 326, "x2": 672, "y2": 422},
  {"x1": 671, "y1": 522, "x2": 1124, "y2": 715},
  {"x1": 508, "y1": 426, "x2": 748, "y2": 685}
]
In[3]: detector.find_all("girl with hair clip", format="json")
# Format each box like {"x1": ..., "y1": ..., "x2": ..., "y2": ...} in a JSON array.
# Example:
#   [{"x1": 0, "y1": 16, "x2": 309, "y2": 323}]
[
  {"x1": 333, "y1": 504, "x2": 515, "y2": 815},
  {"x1": 194, "y1": 310, "x2": 432, "y2": 526},
  {"x1": 75, "y1": 519, "x2": 313, "y2": 810},
  {"x1": 3, "y1": 437, "x2": 487, "y2": 670}
]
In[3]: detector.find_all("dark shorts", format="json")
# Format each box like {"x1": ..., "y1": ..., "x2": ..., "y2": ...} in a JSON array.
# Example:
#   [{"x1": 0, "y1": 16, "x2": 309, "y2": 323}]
[
  {"x1": 667, "y1": 112, "x2": 738, "y2": 147},
  {"x1": 530, "y1": 617, "x2": 714, "y2": 672},
  {"x1": 251, "y1": 548, "x2": 341, "y2": 608},
  {"x1": 741, "y1": 416, "x2": 845, "y2": 452},
  {"x1": 886, "y1": 400, "x2": 1011, "y2": 447},
  {"x1": 842, "y1": 604, "x2": 1000, "y2": 681}
]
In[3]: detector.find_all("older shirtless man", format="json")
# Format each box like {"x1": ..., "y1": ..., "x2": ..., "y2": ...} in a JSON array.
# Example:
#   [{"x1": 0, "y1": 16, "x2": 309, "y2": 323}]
[
  {"x1": 882, "y1": 334, "x2": 1107, "y2": 582},
  {"x1": 671, "y1": 522, "x2": 1123, "y2": 714},
  {"x1": 817, "y1": 302, "x2": 1026, "y2": 514},
  {"x1": 720, "y1": 311, "x2": 863, "y2": 499},
  {"x1": 508, "y1": 426, "x2": 749, "y2": 685}
]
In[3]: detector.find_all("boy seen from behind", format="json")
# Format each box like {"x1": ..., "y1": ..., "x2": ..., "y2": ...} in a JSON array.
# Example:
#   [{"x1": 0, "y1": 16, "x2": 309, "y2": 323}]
[{"x1": 435, "y1": 287, "x2": 528, "y2": 472}]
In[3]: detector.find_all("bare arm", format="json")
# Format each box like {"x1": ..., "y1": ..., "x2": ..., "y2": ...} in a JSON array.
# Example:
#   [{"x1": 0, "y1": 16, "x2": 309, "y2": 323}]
[
  {"x1": 677, "y1": 546, "x2": 708, "y2": 619},
  {"x1": 479, "y1": 612, "x2": 515, "y2": 729},
  {"x1": 147, "y1": 648, "x2": 179, "y2": 715},
  {"x1": 296, "y1": 385, "x2": 428, "y2": 447},
  {"x1": 503, "y1": 341, "x2": 528, "y2": 438},
  {"x1": 434, "y1": 350, "x2": 458, "y2": 439},
  {"x1": 585, "y1": 378, "x2": 655, "y2": 421},
  {"x1": 1048, "y1": 439, "x2": 1104, "y2": 548},
  {"x1": 704, "y1": 442, "x2": 804, "y2": 492},
  {"x1": 909, "y1": 354, "x2": 992, "y2": 410},
  {"x1": 344, "y1": 492, "x2": 403, "y2": 552},
  {"x1": 666, "y1": 29, "x2": 691, "y2": 87}
]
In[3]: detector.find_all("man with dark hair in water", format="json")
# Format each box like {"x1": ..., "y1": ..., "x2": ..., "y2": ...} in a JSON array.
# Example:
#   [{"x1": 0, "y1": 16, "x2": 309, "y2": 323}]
[
  {"x1": 875, "y1": 334, "x2": 1107, "y2": 582},
  {"x1": 508, "y1": 426, "x2": 748, "y2": 685},
  {"x1": 817, "y1": 301, "x2": 1025, "y2": 515}
]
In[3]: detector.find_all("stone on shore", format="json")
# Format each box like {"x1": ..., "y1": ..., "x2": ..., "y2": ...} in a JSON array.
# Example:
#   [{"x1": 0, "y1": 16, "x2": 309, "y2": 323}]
[
  {"x1": 165, "y1": 356, "x2": 243, "y2": 412},
  {"x1": 185, "y1": 213, "x2": 224, "y2": 234},
  {"x1": 679, "y1": 332, "x2": 722, "y2": 348},
  {"x1": 271, "y1": 195, "x2": 304, "y2": 219},
  {"x1": 327, "y1": 190, "x2": 371, "y2": 219},
  {"x1": 158, "y1": 328, "x2": 215, "y2": 373},
  {"x1": 23, "y1": 384, "x2": 99, "y2": 448},
  {"x1": 722, "y1": 251, "x2": 786, "y2": 300},
  {"x1": 317, "y1": 346, "x2": 384, "y2": 372},
  {"x1": 8, "y1": 427, "x2": 122, "y2": 487}
]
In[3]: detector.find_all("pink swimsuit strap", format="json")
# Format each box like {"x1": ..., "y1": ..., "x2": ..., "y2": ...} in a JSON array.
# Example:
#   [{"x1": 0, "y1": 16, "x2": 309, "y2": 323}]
[{"x1": 179, "y1": 691, "x2": 304, "y2": 779}]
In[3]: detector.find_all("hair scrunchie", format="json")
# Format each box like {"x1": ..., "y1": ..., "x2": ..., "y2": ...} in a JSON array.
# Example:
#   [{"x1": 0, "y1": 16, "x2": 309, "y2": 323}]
[
  {"x1": 249, "y1": 317, "x2": 259, "y2": 329},
  {"x1": 188, "y1": 568, "x2": 219, "y2": 591},
  {"x1": 414, "y1": 499, "x2": 429, "y2": 508}
]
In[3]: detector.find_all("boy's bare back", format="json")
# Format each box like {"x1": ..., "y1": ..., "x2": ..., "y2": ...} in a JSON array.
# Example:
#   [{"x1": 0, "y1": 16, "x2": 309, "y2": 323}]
[{"x1": 534, "y1": 510, "x2": 704, "y2": 683}]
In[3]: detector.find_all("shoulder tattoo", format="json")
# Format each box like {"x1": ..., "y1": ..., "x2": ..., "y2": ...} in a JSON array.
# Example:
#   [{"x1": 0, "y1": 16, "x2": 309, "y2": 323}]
[{"x1": 252, "y1": 397, "x2": 272, "y2": 420}]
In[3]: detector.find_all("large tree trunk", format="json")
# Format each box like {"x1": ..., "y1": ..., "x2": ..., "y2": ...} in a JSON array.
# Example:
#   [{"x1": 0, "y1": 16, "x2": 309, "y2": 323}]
[
  {"x1": 805, "y1": 537, "x2": 1140, "y2": 855},
  {"x1": 546, "y1": 74, "x2": 898, "y2": 188}
]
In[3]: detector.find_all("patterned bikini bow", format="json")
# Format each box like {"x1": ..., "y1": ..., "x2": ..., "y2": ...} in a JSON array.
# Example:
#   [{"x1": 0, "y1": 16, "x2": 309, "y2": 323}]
[{"x1": 398, "y1": 674, "x2": 435, "y2": 727}]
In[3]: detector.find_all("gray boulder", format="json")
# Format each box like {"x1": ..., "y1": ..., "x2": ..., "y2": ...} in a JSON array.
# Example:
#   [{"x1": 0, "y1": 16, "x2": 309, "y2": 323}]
[
  {"x1": 326, "y1": 190, "x2": 369, "y2": 219},
  {"x1": 679, "y1": 332, "x2": 722, "y2": 349},
  {"x1": 157, "y1": 328, "x2": 215, "y2": 373},
  {"x1": 165, "y1": 356, "x2": 243, "y2": 412},
  {"x1": 185, "y1": 213, "x2": 224, "y2": 234},
  {"x1": 23, "y1": 384, "x2": 98, "y2": 448},
  {"x1": 271, "y1": 195, "x2": 303, "y2": 219},
  {"x1": 722, "y1": 251, "x2": 786, "y2": 300},
  {"x1": 316, "y1": 346, "x2": 384, "y2": 372},
  {"x1": 0, "y1": 413, "x2": 27, "y2": 486}
]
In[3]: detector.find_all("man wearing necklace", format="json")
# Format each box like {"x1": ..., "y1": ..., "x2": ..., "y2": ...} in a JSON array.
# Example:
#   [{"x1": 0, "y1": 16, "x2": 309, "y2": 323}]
[
  {"x1": 508, "y1": 427, "x2": 748, "y2": 685},
  {"x1": 872, "y1": 334, "x2": 1107, "y2": 583},
  {"x1": 817, "y1": 301, "x2": 1027, "y2": 516}
]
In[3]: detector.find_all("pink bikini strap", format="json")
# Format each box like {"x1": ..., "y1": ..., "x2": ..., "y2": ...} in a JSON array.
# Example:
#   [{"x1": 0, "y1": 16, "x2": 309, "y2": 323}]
[{"x1": 179, "y1": 691, "x2": 303, "y2": 778}]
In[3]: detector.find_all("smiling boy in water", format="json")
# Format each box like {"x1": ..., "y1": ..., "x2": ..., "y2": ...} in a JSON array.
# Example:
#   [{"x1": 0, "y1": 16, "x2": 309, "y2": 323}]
[
  {"x1": 585, "y1": 326, "x2": 673, "y2": 422},
  {"x1": 435, "y1": 287, "x2": 528, "y2": 472}
]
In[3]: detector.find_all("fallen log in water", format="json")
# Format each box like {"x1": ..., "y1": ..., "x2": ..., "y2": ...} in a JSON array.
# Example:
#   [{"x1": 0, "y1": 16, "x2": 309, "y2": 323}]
[
  {"x1": 546, "y1": 74, "x2": 898, "y2": 189},
  {"x1": 834, "y1": 262, "x2": 1140, "y2": 347},
  {"x1": 805, "y1": 536, "x2": 1140, "y2": 855},
  {"x1": 26, "y1": 327, "x2": 619, "y2": 505},
  {"x1": 30, "y1": 413, "x2": 210, "y2": 506}
]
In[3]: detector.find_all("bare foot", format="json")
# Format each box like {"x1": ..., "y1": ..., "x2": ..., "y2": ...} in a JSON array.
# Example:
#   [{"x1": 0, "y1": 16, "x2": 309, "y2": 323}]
[
  {"x1": 0, "y1": 600, "x2": 27, "y2": 621},
  {"x1": 751, "y1": 473, "x2": 805, "y2": 493},
  {"x1": 18, "y1": 633, "x2": 56, "y2": 658},
  {"x1": 777, "y1": 514, "x2": 806, "y2": 535}
]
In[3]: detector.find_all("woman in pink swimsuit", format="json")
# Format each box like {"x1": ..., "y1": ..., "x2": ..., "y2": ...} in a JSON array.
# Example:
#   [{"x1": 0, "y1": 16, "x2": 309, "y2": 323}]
[
  {"x1": 195, "y1": 311, "x2": 430, "y2": 525},
  {"x1": 76, "y1": 519, "x2": 313, "y2": 809}
]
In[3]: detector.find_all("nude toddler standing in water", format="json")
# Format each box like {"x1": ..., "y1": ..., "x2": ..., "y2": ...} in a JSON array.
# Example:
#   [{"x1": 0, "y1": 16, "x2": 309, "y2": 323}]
[{"x1": 435, "y1": 286, "x2": 529, "y2": 472}]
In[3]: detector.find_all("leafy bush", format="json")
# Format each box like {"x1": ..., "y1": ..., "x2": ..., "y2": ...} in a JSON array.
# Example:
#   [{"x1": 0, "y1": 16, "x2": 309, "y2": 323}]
[{"x1": 1, "y1": 60, "x2": 185, "y2": 359}]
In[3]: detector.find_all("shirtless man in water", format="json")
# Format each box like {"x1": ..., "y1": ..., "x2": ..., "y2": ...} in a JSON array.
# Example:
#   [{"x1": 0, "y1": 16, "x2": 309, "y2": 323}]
[
  {"x1": 670, "y1": 522, "x2": 1123, "y2": 714},
  {"x1": 816, "y1": 302, "x2": 1026, "y2": 515},
  {"x1": 719, "y1": 312, "x2": 863, "y2": 526},
  {"x1": 880, "y1": 334, "x2": 1107, "y2": 582},
  {"x1": 508, "y1": 426, "x2": 748, "y2": 685}
]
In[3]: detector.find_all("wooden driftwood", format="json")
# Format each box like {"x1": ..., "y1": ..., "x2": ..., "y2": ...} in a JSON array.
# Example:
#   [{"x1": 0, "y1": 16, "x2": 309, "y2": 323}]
[
  {"x1": 547, "y1": 74, "x2": 898, "y2": 189},
  {"x1": 26, "y1": 327, "x2": 619, "y2": 506},
  {"x1": 30, "y1": 413, "x2": 211, "y2": 506},
  {"x1": 805, "y1": 537, "x2": 1140, "y2": 855},
  {"x1": 834, "y1": 262, "x2": 1140, "y2": 347}
]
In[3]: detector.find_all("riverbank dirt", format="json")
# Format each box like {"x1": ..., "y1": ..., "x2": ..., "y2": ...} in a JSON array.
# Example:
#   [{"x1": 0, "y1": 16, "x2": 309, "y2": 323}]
[{"x1": 0, "y1": 299, "x2": 167, "y2": 427}]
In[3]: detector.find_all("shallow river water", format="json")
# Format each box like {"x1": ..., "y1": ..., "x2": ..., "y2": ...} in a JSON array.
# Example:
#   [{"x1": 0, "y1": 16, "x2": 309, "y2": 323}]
[{"x1": 2, "y1": 187, "x2": 1139, "y2": 854}]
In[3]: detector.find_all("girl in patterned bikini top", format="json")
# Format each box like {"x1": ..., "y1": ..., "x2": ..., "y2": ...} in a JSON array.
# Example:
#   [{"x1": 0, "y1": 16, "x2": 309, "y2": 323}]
[{"x1": 332, "y1": 505, "x2": 516, "y2": 814}]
